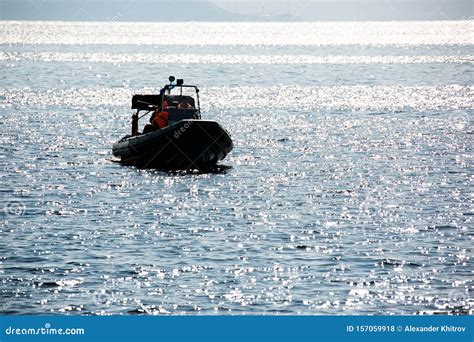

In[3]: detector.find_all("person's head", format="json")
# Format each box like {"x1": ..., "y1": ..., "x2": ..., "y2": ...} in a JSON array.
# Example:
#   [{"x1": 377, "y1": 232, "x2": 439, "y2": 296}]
[{"x1": 181, "y1": 100, "x2": 193, "y2": 108}]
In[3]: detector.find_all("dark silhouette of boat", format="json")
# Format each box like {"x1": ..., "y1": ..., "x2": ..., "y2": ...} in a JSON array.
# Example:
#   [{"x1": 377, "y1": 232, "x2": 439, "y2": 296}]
[{"x1": 112, "y1": 77, "x2": 233, "y2": 170}]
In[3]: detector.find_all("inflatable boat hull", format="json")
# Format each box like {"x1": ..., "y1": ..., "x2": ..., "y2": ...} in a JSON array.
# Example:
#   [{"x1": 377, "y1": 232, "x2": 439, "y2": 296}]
[{"x1": 112, "y1": 120, "x2": 233, "y2": 170}]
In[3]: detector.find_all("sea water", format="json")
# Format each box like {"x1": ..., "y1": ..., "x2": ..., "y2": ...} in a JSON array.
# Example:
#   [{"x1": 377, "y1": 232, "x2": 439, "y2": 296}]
[{"x1": 0, "y1": 21, "x2": 473, "y2": 315}]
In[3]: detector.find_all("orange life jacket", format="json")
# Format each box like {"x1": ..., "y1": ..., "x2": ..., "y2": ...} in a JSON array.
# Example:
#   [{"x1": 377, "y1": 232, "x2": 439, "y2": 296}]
[
  {"x1": 151, "y1": 100, "x2": 169, "y2": 129},
  {"x1": 153, "y1": 110, "x2": 169, "y2": 129}
]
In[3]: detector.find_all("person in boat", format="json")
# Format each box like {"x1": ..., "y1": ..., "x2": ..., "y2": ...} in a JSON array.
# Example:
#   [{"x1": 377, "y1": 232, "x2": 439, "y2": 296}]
[
  {"x1": 152, "y1": 99, "x2": 170, "y2": 128},
  {"x1": 143, "y1": 100, "x2": 169, "y2": 133},
  {"x1": 177, "y1": 99, "x2": 194, "y2": 109}
]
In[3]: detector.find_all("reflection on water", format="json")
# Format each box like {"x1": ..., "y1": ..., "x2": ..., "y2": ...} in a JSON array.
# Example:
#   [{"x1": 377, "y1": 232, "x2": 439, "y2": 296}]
[
  {"x1": 1, "y1": 21, "x2": 472, "y2": 45},
  {"x1": 0, "y1": 21, "x2": 472, "y2": 315}
]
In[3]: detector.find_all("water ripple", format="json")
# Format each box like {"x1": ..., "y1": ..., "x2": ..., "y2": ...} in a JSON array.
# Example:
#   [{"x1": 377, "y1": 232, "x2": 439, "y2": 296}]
[
  {"x1": 1, "y1": 21, "x2": 472, "y2": 316},
  {"x1": 3, "y1": 51, "x2": 473, "y2": 64},
  {"x1": 1, "y1": 21, "x2": 472, "y2": 45},
  {"x1": 2, "y1": 85, "x2": 472, "y2": 111}
]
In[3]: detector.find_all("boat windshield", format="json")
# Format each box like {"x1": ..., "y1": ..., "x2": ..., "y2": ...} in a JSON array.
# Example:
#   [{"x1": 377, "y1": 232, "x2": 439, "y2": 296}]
[
  {"x1": 167, "y1": 86, "x2": 196, "y2": 98},
  {"x1": 164, "y1": 86, "x2": 199, "y2": 110}
]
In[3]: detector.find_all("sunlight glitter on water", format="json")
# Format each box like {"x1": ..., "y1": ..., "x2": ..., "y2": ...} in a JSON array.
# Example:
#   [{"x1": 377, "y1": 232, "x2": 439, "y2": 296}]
[
  {"x1": 2, "y1": 85, "x2": 473, "y2": 111},
  {"x1": 2, "y1": 51, "x2": 474, "y2": 64},
  {"x1": 1, "y1": 21, "x2": 473, "y2": 45},
  {"x1": 1, "y1": 21, "x2": 472, "y2": 315}
]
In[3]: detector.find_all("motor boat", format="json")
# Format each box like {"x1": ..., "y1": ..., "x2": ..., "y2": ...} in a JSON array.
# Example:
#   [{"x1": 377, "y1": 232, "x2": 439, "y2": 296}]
[{"x1": 112, "y1": 76, "x2": 233, "y2": 170}]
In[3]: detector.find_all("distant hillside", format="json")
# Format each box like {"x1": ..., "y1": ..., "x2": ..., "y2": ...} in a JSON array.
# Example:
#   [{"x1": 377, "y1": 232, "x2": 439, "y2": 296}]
[
  {"x1": 0, "y1": 0, "x2": 251, "y2": 21},
  {"x1": 1, "y1": 0, "x2": 472, "y2": 21},
  {"x1": 292, "y1": 0, "x2": 472, "y2": 21},
  {"x1": 216, "y1": 0, "x2": 473, "y2": 21}
]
